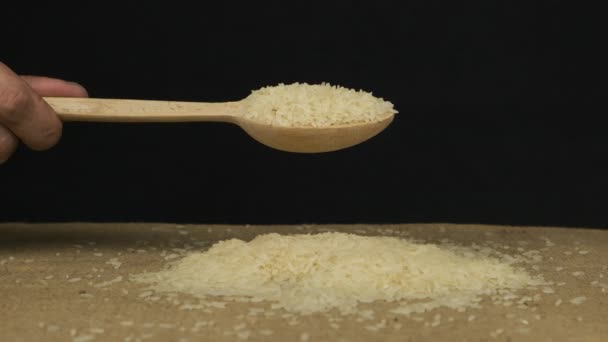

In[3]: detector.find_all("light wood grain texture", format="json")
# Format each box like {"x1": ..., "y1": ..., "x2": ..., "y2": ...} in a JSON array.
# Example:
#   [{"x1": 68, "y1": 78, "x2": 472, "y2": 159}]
[
  {"x1": 44, "y1": 97, "x2": 242, "y2": 123},
  {"x1": 44, "y1": 97, "x2": 394, "y2": 153}
]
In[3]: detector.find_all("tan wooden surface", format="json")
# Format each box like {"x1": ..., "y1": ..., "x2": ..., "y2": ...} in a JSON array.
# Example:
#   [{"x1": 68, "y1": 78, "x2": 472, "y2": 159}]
[
  {"x1": 1, "y1": 223, "x2": 606, "y2": 341},
  {"x1": 44, "y1": 97, "x2": 241, "y2": 123}
]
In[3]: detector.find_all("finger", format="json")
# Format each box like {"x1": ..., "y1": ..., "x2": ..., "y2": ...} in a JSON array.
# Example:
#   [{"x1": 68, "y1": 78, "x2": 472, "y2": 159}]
[
  {"x1": 0, "y1": 63, "x2": 63, "y2": 151},
  {"x1": 21, "y1": 76, "x2": 88, "y2": 97},
  {"x1": 0, "y1": 124, "x2": 18, "y2": 164}
]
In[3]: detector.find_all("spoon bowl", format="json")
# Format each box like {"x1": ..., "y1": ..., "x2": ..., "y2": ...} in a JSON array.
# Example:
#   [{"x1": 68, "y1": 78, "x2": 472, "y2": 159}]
[
  {"x1": 44, "y1": 97, "x2": 394, "y2": 153},
  {"x1": 237, "y1": 115, "x2": 394, "y2": 153}
]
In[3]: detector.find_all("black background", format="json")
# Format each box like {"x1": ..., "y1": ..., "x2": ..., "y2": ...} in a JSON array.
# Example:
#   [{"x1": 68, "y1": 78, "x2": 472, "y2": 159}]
[{"x1": 1, "y1": 2, "x2": 606, "y2": 227}]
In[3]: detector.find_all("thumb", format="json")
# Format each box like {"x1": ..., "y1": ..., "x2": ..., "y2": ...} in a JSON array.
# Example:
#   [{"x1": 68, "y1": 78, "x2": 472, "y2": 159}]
[{"x1": 21, "y1": 76, "x2": 88, "y2": 98}]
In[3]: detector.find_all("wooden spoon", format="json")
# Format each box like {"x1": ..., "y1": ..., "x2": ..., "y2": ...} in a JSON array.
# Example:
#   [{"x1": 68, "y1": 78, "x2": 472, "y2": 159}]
[{"x1": 44, "y1": 97, "x2": 394, "y2": 153}]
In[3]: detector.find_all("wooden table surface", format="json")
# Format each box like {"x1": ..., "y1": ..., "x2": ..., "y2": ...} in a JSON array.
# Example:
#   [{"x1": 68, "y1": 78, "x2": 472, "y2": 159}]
[{"x1": 1, "y1": 223, "x2": 606, "y2": 342}]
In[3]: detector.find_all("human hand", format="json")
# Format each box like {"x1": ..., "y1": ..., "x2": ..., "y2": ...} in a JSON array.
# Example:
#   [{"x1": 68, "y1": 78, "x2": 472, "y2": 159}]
[{"x1": 0, "y1": 62, "x2": 88, "y2": 164}]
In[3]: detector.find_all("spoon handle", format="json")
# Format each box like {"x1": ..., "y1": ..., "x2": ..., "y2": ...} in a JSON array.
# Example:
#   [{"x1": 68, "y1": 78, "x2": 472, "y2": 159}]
[{"x1": 43, "y1": 97, "x2": 242, "y2": 123}]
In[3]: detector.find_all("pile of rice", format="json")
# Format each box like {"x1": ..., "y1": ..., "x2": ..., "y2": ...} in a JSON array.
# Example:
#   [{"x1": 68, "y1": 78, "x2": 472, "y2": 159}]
[
  {"x1": 132, "y1": 232, "x2": 545, "y2": 315},
  {"x1": 242, "y1": 83, "x2": 397, "y2": 127}
]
